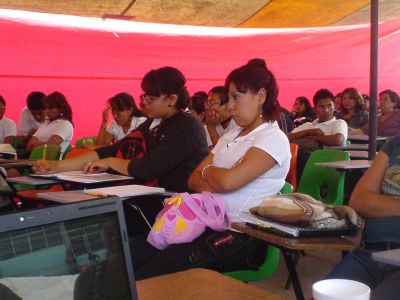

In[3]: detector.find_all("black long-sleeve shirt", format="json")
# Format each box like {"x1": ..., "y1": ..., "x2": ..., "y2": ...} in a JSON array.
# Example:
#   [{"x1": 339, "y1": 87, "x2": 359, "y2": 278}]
[{"x1": 96, "y1": 112, "x2": 208, "y2": 192}]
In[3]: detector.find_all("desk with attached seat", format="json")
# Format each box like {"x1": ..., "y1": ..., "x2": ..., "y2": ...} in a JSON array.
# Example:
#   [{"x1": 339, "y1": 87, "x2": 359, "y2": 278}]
[{"x1": 232, "y1": 222, "x2": 358, "y2": 300}]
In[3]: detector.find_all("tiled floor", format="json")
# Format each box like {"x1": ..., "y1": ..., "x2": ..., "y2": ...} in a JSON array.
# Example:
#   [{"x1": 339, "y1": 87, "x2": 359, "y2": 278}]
[{"x1": 250, "y1": 250, "x2": 343, "y2": 299}]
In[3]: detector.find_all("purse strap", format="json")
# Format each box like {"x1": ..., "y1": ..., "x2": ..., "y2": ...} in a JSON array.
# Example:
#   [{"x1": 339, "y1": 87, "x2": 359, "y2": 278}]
[{"x1": 180, "y1": 192, "x2": 230, "y2": 231}]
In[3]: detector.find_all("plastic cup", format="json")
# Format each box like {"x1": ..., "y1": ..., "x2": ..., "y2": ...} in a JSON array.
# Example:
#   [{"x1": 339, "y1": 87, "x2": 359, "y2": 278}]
[{"x1": 313, "y1": 279, "x2": 370, "y2": 300}]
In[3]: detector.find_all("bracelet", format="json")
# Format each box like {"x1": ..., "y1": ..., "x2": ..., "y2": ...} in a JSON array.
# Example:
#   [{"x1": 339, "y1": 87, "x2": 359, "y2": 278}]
[{"x1": 201, "y1": 164, "x2": 213, "y2": 180}]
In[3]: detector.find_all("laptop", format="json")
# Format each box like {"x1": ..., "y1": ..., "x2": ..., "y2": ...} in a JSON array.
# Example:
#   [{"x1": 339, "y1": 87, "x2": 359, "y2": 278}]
[
  {"x1": 372, "y1": 248, "x2": 400, "y2": 267},
  {"x1": 240, "y1": 212, "x2": 357, "y2": 238},
  {"x1": 0, "y1": 197, "x2": 138, "y2": 300}
]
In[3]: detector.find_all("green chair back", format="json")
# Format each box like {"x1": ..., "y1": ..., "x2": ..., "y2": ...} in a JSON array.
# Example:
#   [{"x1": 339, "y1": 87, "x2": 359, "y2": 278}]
[
  {"x1": 29, "y1": 144, "x2": 61, "y2": 161},
  {"x1": 224, "y1": 181, "x2": 293, "y2": 282},
  {"x1": 296, "y1": 149, "x2": 350, "y2": 206},
  {"x1": 75, "y1": 136, "x2": 97, "y2": 148}
]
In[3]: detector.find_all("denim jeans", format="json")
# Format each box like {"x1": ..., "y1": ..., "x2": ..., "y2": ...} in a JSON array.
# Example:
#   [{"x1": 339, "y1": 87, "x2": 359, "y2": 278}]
[{"x1": 326, "y1": 249, "x2": 400, "y2": 300}]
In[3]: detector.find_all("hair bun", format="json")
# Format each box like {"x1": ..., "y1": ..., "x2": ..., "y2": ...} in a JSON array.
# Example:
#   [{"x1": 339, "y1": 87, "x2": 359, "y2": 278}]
[{"x1": 247, "y1": 58, "x2": 267, "y2": 69}]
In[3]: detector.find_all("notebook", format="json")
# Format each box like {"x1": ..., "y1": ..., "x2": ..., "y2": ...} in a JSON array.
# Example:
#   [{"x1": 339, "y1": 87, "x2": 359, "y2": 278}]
[
  {"x1": 239, "y1": 212, "x2": 357, "y2": 238},
  {"x1": 372, "y1": 248, "x2": 400, "y2": 267},
  {"x1": 0, "y1": 197, "x2": 138, "y2": 300},
  {"x1": 31, "y1": 170, "x2": 133, "y2": 184},
  {"x1": 83, "y1": 184, "x2": 166, "y2": 198}
]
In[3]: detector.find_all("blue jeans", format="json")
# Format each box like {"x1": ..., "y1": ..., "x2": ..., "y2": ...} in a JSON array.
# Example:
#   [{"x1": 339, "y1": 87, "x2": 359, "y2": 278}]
[{"x1": 327, "y1": 249, "x2": 400, "y2": 300}]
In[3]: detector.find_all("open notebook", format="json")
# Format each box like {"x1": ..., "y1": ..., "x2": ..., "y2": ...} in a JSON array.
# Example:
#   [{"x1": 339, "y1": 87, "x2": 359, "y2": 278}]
[
  {"x1": 239, "y1": 212, "x2": 357, "y2": 238},
  {"x1": 32, "y1": 170, "x2": 133, "y2": 184}
]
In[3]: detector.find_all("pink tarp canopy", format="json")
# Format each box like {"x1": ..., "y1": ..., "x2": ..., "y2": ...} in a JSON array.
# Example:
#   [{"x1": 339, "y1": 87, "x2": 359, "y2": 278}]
[{"x1": 1, "y1": 9, "x2": 400, "y2": 141}]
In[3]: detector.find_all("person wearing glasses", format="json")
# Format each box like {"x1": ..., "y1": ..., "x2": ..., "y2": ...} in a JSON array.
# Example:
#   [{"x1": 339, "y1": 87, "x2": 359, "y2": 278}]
[
  {"x1": 33, "y1": 66, "x2": 208, "y2": 193},
  {"x1": 96, "y1": 93, "x2": 146, "y2": 147}
]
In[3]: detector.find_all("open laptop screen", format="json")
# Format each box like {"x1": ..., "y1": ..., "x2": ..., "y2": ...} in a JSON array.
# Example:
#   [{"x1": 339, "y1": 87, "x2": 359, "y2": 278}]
[{"x1": 0, "y1": 198, "x2": 137, "y2": 300}]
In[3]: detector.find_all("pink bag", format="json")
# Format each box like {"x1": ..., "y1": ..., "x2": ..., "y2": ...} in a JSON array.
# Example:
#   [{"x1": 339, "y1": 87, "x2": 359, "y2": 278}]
[{"x1": 147, "y1": 192, "x2": 230, "y2": 250}]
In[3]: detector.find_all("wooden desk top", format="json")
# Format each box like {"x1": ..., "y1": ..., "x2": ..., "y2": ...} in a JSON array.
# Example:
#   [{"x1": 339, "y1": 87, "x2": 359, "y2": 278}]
[
  {"x1": 348, "y1": 134, "x2": 387, "y2": 142},
  {"x1": 136, "y1": 268, "x2": 284, "y2": 300},
  {"x1": 0, "y1": 158, "x2": 34, "y2": 168},
  {"x1": 232, "y1": 222, "x2": 357, "y2": 251},
  {"x1": 314, "y1": 160, "x2": 371, "y2": 170},
  {"x1": 326, "y1": 144, "x2": 368, "y2": 150}
]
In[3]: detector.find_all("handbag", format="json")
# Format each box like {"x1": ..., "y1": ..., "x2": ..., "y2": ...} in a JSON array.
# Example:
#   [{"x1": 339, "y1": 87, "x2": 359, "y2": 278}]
[
  {"x1": 249, "y1": 193, "x2": 363, "y2": 229},
  {"x1": 147, "y1": 192, "x2": 230, "y2": 250}
]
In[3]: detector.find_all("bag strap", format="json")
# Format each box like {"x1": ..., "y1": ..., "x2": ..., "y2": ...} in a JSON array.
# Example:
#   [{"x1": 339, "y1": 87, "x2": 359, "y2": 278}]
[{"x1": 180, "y1": 192, "x2": 229, "y2": 231}]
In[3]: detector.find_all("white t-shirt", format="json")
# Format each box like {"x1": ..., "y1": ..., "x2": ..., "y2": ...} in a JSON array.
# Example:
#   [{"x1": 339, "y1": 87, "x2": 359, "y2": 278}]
[
  {"x1": 205, "y1": 119, "x2": 241, "y2": 146},
  {"x1": 0, "y1": 117, "x2": 17, "y2": 143},
  {"x1": 107, "y1": 116, "x2": 146, "y2": 141},
  {"x1": 17, "y1": 107, "x2": 47, "y2": 136},
  {"x1": 291, "y1": 117, "x2": 348, "y2": 146},
  {"x1": 211, "y1": 122, "x2": 291, "y2": 222},
  {"x1": 33, "y1": 119, "x2": 73, "y2": 154}
]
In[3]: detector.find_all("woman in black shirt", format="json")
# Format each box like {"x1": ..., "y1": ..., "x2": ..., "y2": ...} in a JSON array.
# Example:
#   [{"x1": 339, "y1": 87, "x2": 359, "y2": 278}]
[{"x1": 33, "y1": 66, "x2": 208, "y2": 192}]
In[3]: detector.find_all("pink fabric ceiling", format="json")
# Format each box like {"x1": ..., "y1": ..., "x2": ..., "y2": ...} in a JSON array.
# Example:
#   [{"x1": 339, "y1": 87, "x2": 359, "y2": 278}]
[{"x1": 1, "y1": 10, "x2": 400, "y2": 141}]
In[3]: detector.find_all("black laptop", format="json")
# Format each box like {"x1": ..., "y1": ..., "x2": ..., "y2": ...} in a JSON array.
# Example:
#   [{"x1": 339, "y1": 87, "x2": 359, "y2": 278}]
[{"x1": 0, "y1": 197, "x2": 137, "y2": 300}]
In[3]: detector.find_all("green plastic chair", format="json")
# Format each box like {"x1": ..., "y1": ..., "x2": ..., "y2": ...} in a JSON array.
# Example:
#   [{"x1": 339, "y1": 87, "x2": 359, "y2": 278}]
[
  {"x1": 225, "y1": 182, "x2": 293, "y2": 282},
  {"x1": 29, "y1": 144, "x2": 61, "y2": 161},
  {"x1": 296, "y1": 149, "x2": 350, "y2": 206},
  {"x1": 75, "y1": 136, "x2": 97, "y2": 148}
]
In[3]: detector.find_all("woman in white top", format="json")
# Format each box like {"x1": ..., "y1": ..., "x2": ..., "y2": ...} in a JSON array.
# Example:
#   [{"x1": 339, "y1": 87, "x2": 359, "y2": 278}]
[
  {"x1": 131, "y1": 58, "x2": 291, "y2": 280},
  {"x1": 96, "y1": 93, "x2": 145, "y2": 146},
  {"x1": 26, "y1": 92, "x2": 73, "y2": 155},
  {"x1": 0, "y1": 95, "x2": 16, "y2": 145}
]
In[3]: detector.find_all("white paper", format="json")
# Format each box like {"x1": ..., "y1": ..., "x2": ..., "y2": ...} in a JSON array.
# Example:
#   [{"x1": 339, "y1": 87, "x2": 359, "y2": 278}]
[{"x1": 83, "y1": 184, "x2": 165, "y2": 197}]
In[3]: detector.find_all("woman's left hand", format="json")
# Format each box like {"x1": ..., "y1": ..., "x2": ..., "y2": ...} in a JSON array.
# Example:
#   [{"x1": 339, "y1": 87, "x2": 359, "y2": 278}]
[{"x1": 84, "y1": 158, "x2": 110, "y2": 174}]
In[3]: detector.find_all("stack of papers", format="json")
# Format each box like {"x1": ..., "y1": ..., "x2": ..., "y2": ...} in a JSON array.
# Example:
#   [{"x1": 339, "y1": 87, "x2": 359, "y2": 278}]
[
  {"x1": 32, "y1": 171, "x2": 133, "y2": 184},
  {"x1": 83, "y1": 185, "x2": 166, "y2": 198}
]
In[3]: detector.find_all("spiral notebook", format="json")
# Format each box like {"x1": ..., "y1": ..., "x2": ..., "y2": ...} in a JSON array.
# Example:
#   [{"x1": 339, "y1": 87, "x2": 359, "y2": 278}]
[{"x1": 239, "y1": 212, "x2": 357, "y2": 238}]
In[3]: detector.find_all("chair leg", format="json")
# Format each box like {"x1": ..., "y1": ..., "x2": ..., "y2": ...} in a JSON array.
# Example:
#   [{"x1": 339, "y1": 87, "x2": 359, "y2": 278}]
[{"x1": 284, "y1": 250, "x2": 305, "y2": 290}]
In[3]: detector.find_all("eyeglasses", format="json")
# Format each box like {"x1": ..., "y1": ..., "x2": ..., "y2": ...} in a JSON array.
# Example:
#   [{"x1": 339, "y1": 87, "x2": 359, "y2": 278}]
[{"x1": 140, "y1": 93, "x2": 167, "y2": 103}]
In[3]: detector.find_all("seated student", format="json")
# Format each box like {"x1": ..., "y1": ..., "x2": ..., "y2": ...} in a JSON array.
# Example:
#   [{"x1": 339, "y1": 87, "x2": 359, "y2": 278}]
[
  {"x1": 0, "y1": 95, "x2": 16, "y2": 145},
  {"x1": 130, "y1": 58, "x2": 291, "y2": 280},
  {"x1": 291, "y1": 96, "x2": 316, "y2": 127},
  {"x1": 326, "y1": 134, "x2": 400, "y2": 300},
  {"x1": 336, "y1": 87, "x2": 369, "y2": 129},
  {"x1": 350, "y1": 89, "x2": 400, "y2": 137},
  {"x1": 334, "y1": 92, "x2": 342, "y2": 115},
  {"x1": 33, "y1": 66, "x2": 208, "y2": 193},
  {"x1": 362, "y1": 93, "x2": 370, "y2": 112},
  {"x1": 287, "y1": 89, "x2": 347, "y2": 178},
  {"x1": 26, "y1": 91, "x2": 73, "y2": 156},
  {"x1": 17, "y1": 91, "x2": 47, "y2": 141},
  {"x1": 188, "y1": 91, "x2": 207, "y2": 123},
  {"x1": 204, "y1": 86, "x2": 240, "y2": 149},
  {"x1": 96, "y1": 92, "x2": 146, "y2": 147}
]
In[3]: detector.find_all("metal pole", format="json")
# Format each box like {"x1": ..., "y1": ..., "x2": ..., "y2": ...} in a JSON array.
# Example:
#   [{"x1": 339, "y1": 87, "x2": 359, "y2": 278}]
[{"x1": 369, "y1": 0, "x2": 378, "y2": 160}]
